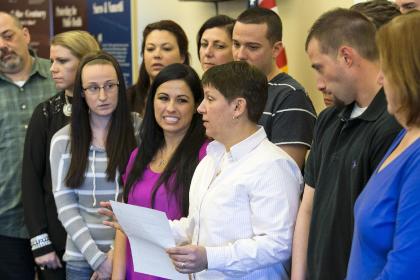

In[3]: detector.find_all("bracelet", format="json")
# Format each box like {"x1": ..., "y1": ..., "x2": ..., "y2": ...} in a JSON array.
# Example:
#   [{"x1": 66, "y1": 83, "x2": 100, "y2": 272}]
[{"x1": 30, "y1": 233, "x2": 52, "y2": 251}]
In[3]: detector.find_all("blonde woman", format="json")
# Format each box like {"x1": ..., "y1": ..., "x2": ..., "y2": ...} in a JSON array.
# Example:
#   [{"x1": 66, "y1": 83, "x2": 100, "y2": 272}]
[
  {"x1": 22, "y1": 30, "x2": 100, "y2": 279},
  {"x1": 347, "y1": 11, "x2": 420, "y2": 279},
  {"x1": 50, "y1": 51, "x2": 139, "y2": 279}
]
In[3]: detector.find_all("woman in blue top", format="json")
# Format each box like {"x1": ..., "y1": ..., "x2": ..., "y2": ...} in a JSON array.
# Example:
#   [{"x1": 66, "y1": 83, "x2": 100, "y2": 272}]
[{"x1": 346, "y1": 11, "x2": 420, "y2": 279}]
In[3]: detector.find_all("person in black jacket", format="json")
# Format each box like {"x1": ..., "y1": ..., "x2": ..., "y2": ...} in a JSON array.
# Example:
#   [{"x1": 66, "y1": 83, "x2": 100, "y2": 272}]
[{"x1": 21, "y1": 30, "x2": 100, "y2": 280}]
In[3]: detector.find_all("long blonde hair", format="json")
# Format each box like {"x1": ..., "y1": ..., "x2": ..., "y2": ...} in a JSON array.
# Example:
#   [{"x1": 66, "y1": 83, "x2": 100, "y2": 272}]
[{"x1": 376, "y1": 11, "x2": 420, "y2": 126}]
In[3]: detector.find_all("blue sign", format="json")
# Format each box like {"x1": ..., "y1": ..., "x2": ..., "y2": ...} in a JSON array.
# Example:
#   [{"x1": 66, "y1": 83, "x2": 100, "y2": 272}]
[{"x1": 87, "y1": 0, "x2": 132, "y2": 85}]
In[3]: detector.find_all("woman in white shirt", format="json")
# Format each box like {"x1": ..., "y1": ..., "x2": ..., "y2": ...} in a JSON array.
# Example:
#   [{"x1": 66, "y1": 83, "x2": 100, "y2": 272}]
[
  {"x1": 166, "y1": 61, "x2": 303, "y2": 279},
  {"x1": 101, "y1": 61, "x2": 302, "y2": 279}
]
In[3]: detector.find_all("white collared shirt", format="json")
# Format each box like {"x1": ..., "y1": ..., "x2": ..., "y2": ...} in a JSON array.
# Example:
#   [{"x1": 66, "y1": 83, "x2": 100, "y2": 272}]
[{"x1": 170, "y1": 127, "x2": 303, "y2": 279}]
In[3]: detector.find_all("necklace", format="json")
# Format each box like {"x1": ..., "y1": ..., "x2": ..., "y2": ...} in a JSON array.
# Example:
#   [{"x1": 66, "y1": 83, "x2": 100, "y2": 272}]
[
  {"x1": 156, "y1": 148, "x2": 173, "y2": 168},
  {"x1": 63, "y1": 94, "x2": 72, "y2": 117},
  {"x1": 158, "y1": 158, "x2": 167, "y2": 167}
]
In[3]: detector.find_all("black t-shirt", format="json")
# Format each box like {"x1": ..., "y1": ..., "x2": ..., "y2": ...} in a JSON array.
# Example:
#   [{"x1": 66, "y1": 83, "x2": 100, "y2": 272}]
[
  {"x1": 258, "y1": 73, "x2": 316, "y2": 147},
  {"x1": 304, "y1": 89, "x2": 401, "y2": 280}
]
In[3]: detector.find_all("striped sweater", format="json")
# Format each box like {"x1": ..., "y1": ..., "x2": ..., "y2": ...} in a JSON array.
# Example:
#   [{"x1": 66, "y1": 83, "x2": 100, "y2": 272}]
[{"x1": 50, "y1": 124, "x2": 121, "y2": 270}]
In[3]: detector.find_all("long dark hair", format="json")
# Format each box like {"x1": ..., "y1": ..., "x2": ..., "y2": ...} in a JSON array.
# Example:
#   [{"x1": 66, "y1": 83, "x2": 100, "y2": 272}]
[
  {"x1": 124, "y1": 64, "x2": 206, "y2": 216},
  {"x1": 66, "y1": 51, "x2": 137, "y2": 188},
  {"x1": 127, "y1": 20, "x2": 190, "y2": 116}
]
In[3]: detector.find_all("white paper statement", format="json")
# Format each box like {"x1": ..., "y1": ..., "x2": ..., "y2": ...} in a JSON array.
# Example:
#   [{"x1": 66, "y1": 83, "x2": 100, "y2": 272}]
[{"x1": 110, "y1": 201, "x2": 188, "y2": 280}]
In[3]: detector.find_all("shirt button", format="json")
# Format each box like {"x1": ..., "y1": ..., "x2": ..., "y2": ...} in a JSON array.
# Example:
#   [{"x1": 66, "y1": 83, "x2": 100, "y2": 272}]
[
  {"x1": 21, "y1": 104, "x2": 27, "y2": 110},
  {"x1": 24, "y1": 124, "x2": 28, "y2": 129},
  {"x1": 19, "y1": 87, "x2": 24, "y2": 92}
]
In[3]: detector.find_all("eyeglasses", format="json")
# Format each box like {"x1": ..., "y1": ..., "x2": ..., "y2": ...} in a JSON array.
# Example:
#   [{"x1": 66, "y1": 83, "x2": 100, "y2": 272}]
[{"x1": 82, "y1": 82, "x2": 119, "y2": 95}]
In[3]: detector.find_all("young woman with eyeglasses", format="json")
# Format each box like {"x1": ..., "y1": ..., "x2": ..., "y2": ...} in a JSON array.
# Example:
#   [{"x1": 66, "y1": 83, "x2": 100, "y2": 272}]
[
  {"x1": 49, "y1": 51, "x2": 140, "y2": 280},
  {"x1": 21, "y1": 30, "x2": 100, "y2": 279}
]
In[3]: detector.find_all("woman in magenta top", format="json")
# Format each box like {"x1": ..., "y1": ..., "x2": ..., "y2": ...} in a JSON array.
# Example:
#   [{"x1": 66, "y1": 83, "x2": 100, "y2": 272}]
[{"x1": 113, "y1": 63, "x2": 208, "y2": 280}]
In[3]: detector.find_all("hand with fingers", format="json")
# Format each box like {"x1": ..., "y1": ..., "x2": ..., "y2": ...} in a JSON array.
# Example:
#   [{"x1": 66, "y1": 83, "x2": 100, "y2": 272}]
[
  {"x1": 167, "y1": 245, "x2": 208, "y2": 274},
  {"x1": 35, "y1": 251, "x2": 63, "y2": 270},
  {"x1": 98, "y1": 201, "x2": 124, "y2": 233},
  {"x1": 90, "y1": 249, "x2": 113, "y2": 280}
]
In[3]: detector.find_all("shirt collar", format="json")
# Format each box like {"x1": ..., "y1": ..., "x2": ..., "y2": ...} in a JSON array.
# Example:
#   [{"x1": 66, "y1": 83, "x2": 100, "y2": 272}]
[
  {"x1": 207, "y1": 126, "x2": 267, "y2": 162},
  {"x1": 29, "y1": 49, "x2": 50, "y2": 79},
  {"x1": 338, "y1": 88, "x2": 386, "y2": 122}
]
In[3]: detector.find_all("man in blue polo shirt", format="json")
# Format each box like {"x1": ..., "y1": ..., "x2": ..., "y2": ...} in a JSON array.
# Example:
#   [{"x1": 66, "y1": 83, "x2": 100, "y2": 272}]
[
  {"x1": 0, "y1": 12, "x2": 55, "y2": 279},
  {"x1": 291, "y1": 8, "x2": 401, "y2": 280}
]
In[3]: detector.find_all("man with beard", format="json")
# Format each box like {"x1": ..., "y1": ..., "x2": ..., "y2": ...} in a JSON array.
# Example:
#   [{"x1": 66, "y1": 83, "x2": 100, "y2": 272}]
[
  {"x1": 0, "y1": 12, "x2": 55, "y2": 279},
  {"x1": 291, "y1": 9, "x2": 401, "y2": 280}
]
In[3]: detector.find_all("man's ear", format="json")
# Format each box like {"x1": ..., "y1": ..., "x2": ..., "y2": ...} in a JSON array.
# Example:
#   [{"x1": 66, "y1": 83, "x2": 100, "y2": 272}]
[
  {"x1": 338, "y1": 46, "x2": 354, "y2": 67},
  {"x1": 22, "y1": 27, "x2": 31, "y2": 45},
  {"x1": 272, "y1": 41, "x2": 283, "y2": 59}
]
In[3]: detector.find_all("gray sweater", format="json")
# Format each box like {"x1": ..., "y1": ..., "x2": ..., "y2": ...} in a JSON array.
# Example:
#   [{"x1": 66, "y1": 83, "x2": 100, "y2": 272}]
[{"x1": 50, "y1": 124, "x2": 121, "y2": 270}]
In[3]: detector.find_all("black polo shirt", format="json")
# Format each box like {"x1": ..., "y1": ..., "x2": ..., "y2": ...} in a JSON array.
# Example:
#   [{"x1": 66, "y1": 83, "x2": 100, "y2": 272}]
[{"x1": 304, "y1": 89, "x2": 401, "y2": 280}]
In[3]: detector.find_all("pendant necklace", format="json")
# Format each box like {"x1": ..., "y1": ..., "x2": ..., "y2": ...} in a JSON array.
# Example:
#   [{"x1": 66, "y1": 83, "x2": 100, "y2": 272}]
[
  {"x1": 158, "y1": 158, "x2": 167, "y2": 167},
  {"x1": 158, "y1": 149, "x2": 168, "y2": 167},
  {"x1": 157, "y1": 148, "x2": 173, "y2": 168},
  {"x1": 63, "y1": 94, "x2": 72, "y2": 117}
]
